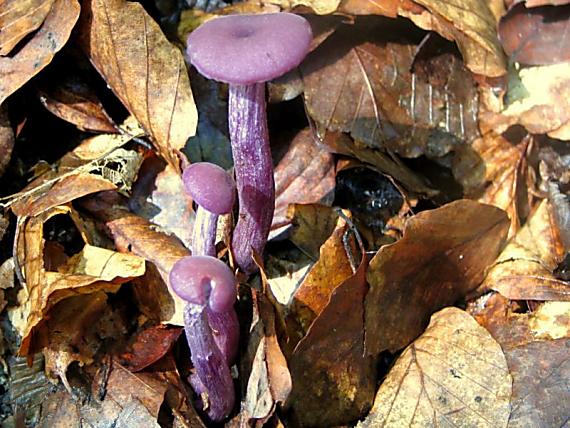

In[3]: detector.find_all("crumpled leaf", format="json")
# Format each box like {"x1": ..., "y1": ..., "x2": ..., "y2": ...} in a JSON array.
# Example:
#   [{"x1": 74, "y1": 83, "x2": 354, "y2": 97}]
[
  {"x1": 37, "y1": 72, "x2": 117, "y2": 133},
  {"x1": 482, "y1": 199, "x2": 569, "y2": 301},
  {"x1": 271, "y1": 128, "x2": 336, "y2": 239},
  {"x1": 78, "y1": 0, "x2": 197, "y2": 169},
  {"x1": 0, "y1": 0, "x2": 55, "y2": 56},
  {"x1": 12, "y1": 205, "x2": 146, "y2": 355},
  {"x1": 265, "y1": 0, "x2": 341, "y2": 14},
  {"x1": 0, "y1": 0, "x2": 80, "y2": 106},
  {"x1": 288, "y1": 252, "x2": 375, "y2": 426},
  {"x1": 302, "y1": 20, "x2": 479, "y2": 158},
  {"x1": 0, "y1": 104, "x2": 14, "y2": 177},
  {"x1": 81, "y1": 191, "x2": 190, "y2": 325},
  {"x1": 483, "y1": 63, "x2": 570, "y2": 140},
  {"x1": 365, "y1": 199, "x2": 510, "y2": 355},
  {"x1": 359, "y1": 308, "x2": 512, "y2": 428},
  {"x1": 499, "y1": 3, "x2": 570, "y2": 66}
]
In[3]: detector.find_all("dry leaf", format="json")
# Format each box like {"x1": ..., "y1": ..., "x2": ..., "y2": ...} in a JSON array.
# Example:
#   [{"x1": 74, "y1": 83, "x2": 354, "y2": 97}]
[
  {"x1": 0, "y1": 0, "x2": 80, "y2": 106},
  {"x1": 359, "y1": 308, "x2": 512, "y2": 428},
  {"x1": 0, "y1": 0, "x2": 55, "y2": 56},
  {"x1": 79, "y1": 0, "x2": 197, "y2": 169},
  {"x1": 365, "y1": 199, "x2": 510, "y2": 355},
  {"x1": 288, "y1": 252, "x2": 375, "y2": 426},
  {"x1": 482, "y1": 199, "x2": 569, "y2": 300},
  {"x1": 498, "y1": 3, "x2": 570, "y2": 66},
  {"x1": 271, "y1": 128, "x2": 336, "y2": 239},
  {"x1": 302, "y1": 20, "x2": 479, "y2": 158},
  {"x1": 0, "y1": 104, "x2": 14, "y2": 177},
  {"x1": 264, "y1": 0, "x2": 341, "y2": 14}
]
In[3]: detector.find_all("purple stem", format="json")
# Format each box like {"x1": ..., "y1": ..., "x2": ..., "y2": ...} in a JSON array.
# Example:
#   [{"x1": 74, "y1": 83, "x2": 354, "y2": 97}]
[
  {"x1": 228, "y1": 83, "x2": 275, "y2": 274},
  {"x1": 184, "y1": 304, "x2": 235, "y2": 422},
  {"x1": 192, "y1": 206, "x2": 218, "y2": 257}
]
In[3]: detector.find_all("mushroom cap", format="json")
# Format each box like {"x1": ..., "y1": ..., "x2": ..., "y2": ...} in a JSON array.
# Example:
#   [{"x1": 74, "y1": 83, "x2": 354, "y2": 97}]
[
  {"x1": 182, "y1": 162, "x2": 235, "y2": 214},
  {"x1": 186, "y1": 13, "x2": 312, "y2": 85},
  {"x1": 170, "y1": 255, "x2": 237, "y2": 313}
]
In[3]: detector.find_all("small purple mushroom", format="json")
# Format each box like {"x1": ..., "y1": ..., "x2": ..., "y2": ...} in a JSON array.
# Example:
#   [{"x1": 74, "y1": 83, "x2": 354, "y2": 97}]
[
  {"x1": 187, "y1": 13, "x2": 312, "y2": 273},
  {"x1": 170, "y1": 255, "x2": 238, "y2": 421}
]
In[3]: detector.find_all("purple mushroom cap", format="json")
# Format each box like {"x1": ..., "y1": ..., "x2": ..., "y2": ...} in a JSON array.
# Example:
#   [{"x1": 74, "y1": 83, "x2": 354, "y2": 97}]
[
  {"x1": 182, "y1": 162, "x2": 236, "y2": 215},
  {"x1": 170, "y1": 255, "x2": 237, "y2": 313},
  {"x1": 186, "y1": 13, "x2": 312, "y2": 85}
]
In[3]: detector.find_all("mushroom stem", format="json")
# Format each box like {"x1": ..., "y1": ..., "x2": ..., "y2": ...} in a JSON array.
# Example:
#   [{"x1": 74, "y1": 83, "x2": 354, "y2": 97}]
[
  {"x1": 184, "y1": 303, "x2": 235, "y2": 422},
  {"x1": 192, "y1": 206, "x2": 218, "y2": 257},
  {"x1": 229, "y1": 83, "x2": 275, "y2": 274}
]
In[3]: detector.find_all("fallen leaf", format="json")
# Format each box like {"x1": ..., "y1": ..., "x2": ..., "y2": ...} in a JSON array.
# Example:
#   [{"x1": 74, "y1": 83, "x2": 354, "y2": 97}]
[
  {"x1": 0, "y1": 104, "x2": 14, "y2": 177},
  {"x1": 79, "y1": 0, "x2": 197, "y2": 169},
  {"x1": 271, "y1": 128, "x2": 336, "y2": 239},
  {"x1": 264, "y1": 0, "x2": 342, "y2": 14},
  {"x1": 482, "y1": 199, "x2": 569, "y2": 300},
  {"x1": 359, "y1": 308, "x2": 512, "y2": 428},
  {"x1": 365, "y1": 199, "x2": 510, "y2": 355},
  {"x1": 119, "y1": 324, "x2": 183, "y2": 372},
  {"x1": 288, "y1": 252, "x2": 375, "y2": 426},
  {"x1": 498, "y1": 3, "x2": 570, "y2": 66},
  {"x1": 302, "y1": 19, "x2": 479, "y2": 158},
  {"x1": 0, "y1": 0, "x2": 55, "y2": 56},
  {"x1": 483, "y1": 63, "x2": 570, "y2": 140},
  {"x1": 37, "y1": 72, "x2": 117, "y2": 133},
  {"x1": 0, "y1": 0, "x2": 80, "y2": 106}
]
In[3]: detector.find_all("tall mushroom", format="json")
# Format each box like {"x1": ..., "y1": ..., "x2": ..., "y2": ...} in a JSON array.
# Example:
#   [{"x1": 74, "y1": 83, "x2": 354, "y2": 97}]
[{"x1": 186, "y1": 13, "x2": 312, "y2": 273}]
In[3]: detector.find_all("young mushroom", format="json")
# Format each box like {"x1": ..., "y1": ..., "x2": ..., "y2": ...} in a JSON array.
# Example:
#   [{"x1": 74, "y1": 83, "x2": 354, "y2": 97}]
[
  {"x1": 182, "y1": 162, "x2": 239, "y2": 362},
  {"x1": 170, "y1": 255, "x2": 238, "y2": 421},
  {"x1": 186, "y1": 13, "x2": 312, "y2": 273}
]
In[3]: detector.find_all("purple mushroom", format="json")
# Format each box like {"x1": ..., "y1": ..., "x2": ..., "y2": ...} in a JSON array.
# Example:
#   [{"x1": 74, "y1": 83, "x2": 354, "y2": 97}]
[
  {"x1": 186, "y1": 13, "x2": 312, "y2": 273},
  {"x1": 170, "y1": 255, "x2": 238, "y2": 421},
  {"x1": 182, "y1": 162, "x2": 239, "y2": 363}
]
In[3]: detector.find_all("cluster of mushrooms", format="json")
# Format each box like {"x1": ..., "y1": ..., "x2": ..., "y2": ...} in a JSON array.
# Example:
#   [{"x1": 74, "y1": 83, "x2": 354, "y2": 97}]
[{"x1": 168, "y1": 13, "x2": 313, "y2": 422}]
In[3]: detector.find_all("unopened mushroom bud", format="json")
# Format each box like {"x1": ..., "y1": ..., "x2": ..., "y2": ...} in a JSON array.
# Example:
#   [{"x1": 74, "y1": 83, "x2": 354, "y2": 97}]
[{"x1": 186, "y1": 13, "x2": 312, "y2": 273}]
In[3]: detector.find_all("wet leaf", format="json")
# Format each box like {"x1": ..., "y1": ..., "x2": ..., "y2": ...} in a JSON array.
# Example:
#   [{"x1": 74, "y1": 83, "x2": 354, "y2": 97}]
[
  {"x1": 499, "y1": 3, "x2": 570, "y2": 66},
  {"x1": 79, "y1": 0, "x2": 197, "y2": 169},
  {"x1": 272, "y1": 128, "x2": 336, "y2": 238},
  {"x1": 365, "y1": 199, "x2": 510, "y2": 355},
  {"x1": 0, "y1": 104, "x2": 14, "y2": 177},
  {"x1": 302, "y1": 19, "x2": 479, "y2": 158},
  {"x1": 483, "y1": 199, "x2": 569, "y2": 301},
  {"x1": 37, "y1": 73, "x2": 117, "y2": 133},
  {"x1": 119, "y1": 324, "x2": 182, "y2": 372},
  {"x1": 289, "y1": 252, "x2": 375, "y2": 426},
  {"x1": 0, "y1": 0, "x2": 80, "y2": 106},
  {"x1": 0, "y1": 0, "x2": 56, "y2": 56},
  {"x1": 359, "y1": 308, "x2": 512, "y2": 428}
]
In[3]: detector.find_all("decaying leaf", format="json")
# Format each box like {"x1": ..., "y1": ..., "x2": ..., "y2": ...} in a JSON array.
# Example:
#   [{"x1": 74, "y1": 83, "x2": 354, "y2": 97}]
[
  {"x1": 79, "y1": 0, "x2": 197, "y2": 169},
  {"x1": 302, "y1": 19, "x2": 479, "y2": 158},
  {"x1": 271, "y1": 128, "x2": 336, "y2": 238},
  {"x1": 0, "y1": 104, "x2": 14, "y2": 177},
  {"x1": 499, "y1": 3, "x2": 570, "y2": 66},
  {"x1": 0, "y1": 0, "x2": 56, "y2": 56},
  {"x1": 365, "y1": 199, "x2": 510, "y2": 355},
  {"x1": 359, "y1": 308, "x2": 512, "y2": 428},
  {"x1": 483, "y1": 199, "x2": 569, "y2": 301},
  {"x1": 265, "y1": 0, "x2": 342, "y2": 14},
  {"x1": 0, "y1": 0, "x2": 80, "y2": 106}
]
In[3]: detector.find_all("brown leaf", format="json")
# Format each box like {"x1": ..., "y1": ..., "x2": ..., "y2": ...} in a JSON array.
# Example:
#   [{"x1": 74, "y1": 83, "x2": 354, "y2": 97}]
[
  {"x1": 264, "y1": 0, "x2": 341, "y2": 14},
  {"x1": 365, "y1": 199, "x2": 510, "y2": 355},
  {"x1": 0, "y1": 0, "x2": 80, "y2": 106},
  {"x1": 37, "y1": 73, "x2": 117, "y2": 133},
  {"x1": 499, "y1": 3, "x2": 570, "y2": 66},
  {"x1": 79, "y1": 0, "x2": 197, "y2": 169},
  {"x1": 359, "y1": 308, "x2": 512, "y2": 428},
  {"x1": 0, "y1": 104, "x2": 14, "y2": 177},
  {"x1": 119, "y1": 324, "x2": 183, "y2": 372},
  {"x1": 81, "y1": 191, "x2": 190, "y2": 325},
  {"x1": 0, "y1": 0, "x2": 55, "y2": 56},
  {"x1": 271, "y1": 128, "x2": 336, "y2": 238},
  {"x1": 483, "y1": 199, "x2": 569, "y2": 301},
  {"x1": 401, "y1": 0, "x2": 506, "y2": 77},
  {"x1": 302, "y1": 20, "x2": 479, "y2": 158},
  {"x1": 288, "y1": 252, "x2": 375, "y2": 426}
]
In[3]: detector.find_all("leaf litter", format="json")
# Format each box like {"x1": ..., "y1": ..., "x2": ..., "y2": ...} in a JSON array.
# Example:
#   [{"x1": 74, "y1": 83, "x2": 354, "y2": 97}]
[{"x1": 0, "y1": 0, "x2": 569, "y2": 426}]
